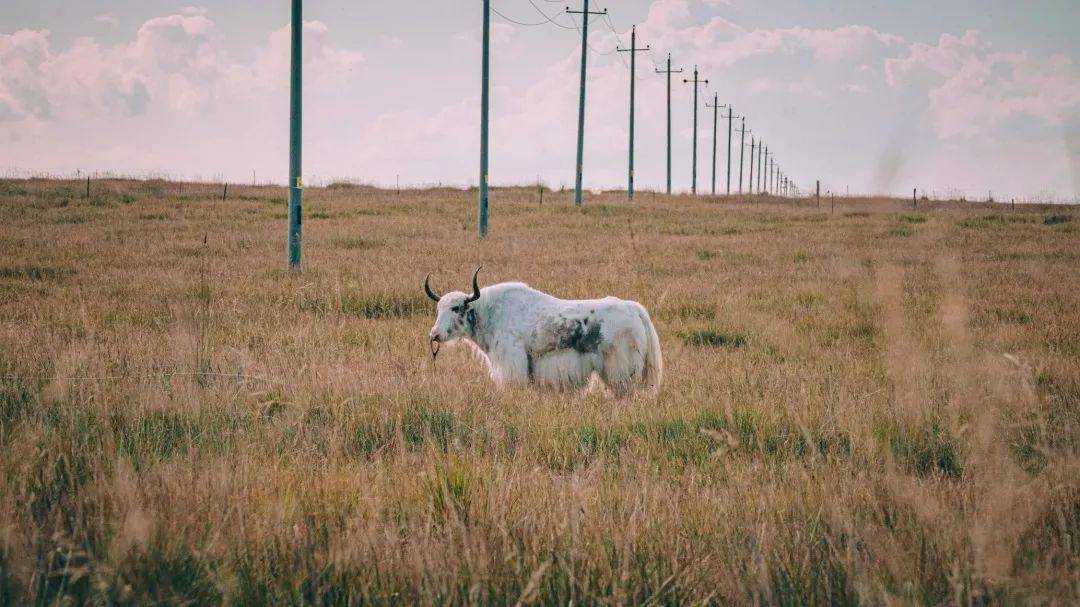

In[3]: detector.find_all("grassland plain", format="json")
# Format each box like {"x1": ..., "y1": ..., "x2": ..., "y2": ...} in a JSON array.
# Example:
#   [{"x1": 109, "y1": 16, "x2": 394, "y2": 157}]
[{"x1": 0, "y1": 178, "x2": 1077, "y2": 605}]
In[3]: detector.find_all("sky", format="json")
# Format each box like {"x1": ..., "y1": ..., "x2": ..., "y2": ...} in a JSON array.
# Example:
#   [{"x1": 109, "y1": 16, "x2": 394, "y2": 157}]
[{"x1": 1, "y1": 0, "x2": 1078, "y2": 201}]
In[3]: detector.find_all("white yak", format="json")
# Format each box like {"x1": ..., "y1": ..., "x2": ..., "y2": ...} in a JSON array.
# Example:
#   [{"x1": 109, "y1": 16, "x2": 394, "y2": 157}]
[{"x1": 425, "y1": 268, "x2": 662, "y2": 396}]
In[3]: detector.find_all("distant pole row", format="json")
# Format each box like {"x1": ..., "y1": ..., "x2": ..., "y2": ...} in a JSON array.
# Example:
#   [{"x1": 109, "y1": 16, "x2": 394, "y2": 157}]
[{"x1": 469, "y1": 1, "x2": 806, "y2": 236}]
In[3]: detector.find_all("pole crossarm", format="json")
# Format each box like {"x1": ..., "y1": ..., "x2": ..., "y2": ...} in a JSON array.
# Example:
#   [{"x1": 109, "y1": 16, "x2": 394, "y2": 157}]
[{"x1": 566, "y1": 6, "x2": 608, "y2": 16}]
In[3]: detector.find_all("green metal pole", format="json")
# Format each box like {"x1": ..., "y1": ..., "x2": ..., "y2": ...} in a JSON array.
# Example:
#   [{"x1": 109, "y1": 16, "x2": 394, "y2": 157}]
[
  {"x1": 759, "y1": 146, "x2": 766, "y2": 194},
  {"x1": 693, "y1": 69, "x2": 698, "y2": 194},
  {"x1": 665, "y1": 56, "x2": 672, "y2": 195},
  {"x1": 737, "y1": 118, "x2": 746, "y2": 194},
  {"x1": 666, "y1": 58, "x2": 671, "y2": 195},
  {"x1": 726, "y1": 107, "x2": 733, "y2": 195},
  {"x1": 655, "y1": 55, "x2": 681, "y2": 196},
  {"x1": 572, "y1": 0, "x2": 590, "y2": 207},
  {"x1": 757, "y1": 145, "x2": 763, "y2": 193},
  {"x1": 287, "y1": 0, "x2": 302, "y2": 268},
  {"x1": 626, "y1": 27, "x2": 637, "y2": 201},
  {"x1": 684, "y1": 66, "x2": 705, "y2": 195},
  {"x1": 710, "y1": 95, "x2": 718, "y2": 195},
  {"x1": 478, "y1": 0, "x2": 490, "y2": 236},
  {"x1": 748, "y1": 138, "x2": 755, "y2": 194}
]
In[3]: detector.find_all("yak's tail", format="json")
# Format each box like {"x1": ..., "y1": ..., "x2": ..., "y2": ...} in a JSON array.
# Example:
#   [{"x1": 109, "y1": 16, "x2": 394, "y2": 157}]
[{"x1": 635, "y1": 304, "x2": 663, "y2": 393}]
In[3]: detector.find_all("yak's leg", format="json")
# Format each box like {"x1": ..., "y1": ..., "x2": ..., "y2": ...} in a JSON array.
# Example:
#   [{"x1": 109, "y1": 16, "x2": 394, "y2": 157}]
[
  {"x1": 531, "y1": 350, "x2": 594, "y2": 391},
  {"x1": 488, "y1": 344, "x2": 529, "y2": 388},
  {"x1": 599, "y1": 329, "x2": 647, "y2": 397}
]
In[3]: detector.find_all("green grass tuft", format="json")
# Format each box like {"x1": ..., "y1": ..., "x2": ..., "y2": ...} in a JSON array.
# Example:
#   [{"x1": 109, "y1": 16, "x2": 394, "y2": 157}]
[
  {"x1": 0, "y1": 265, "x2": 74, "y2": 282},
  {"x1": 680, "y1": 328, "x2": 747, "y2": 348}
]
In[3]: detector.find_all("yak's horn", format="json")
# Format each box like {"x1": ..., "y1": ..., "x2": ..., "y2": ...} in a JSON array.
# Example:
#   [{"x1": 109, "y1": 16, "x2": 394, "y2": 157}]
[
  {"x1": 423, "y1": 273, "x2": 442, "y2": 302},
  {"x1": 465, "y1": 266, "x2": 482, "y2": 304}
]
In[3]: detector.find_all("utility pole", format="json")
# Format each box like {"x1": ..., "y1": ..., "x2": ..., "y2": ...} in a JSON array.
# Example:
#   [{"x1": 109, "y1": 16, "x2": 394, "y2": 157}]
[
  {"x1": 655, "y1": 54, "x2": 683, "y2": 196},
  {"x1": 725, "y1": 106, "x2": 735, "y2": 194},
  {"x1": 287, "y1": 0, "x2": 302, "y2": 268},
  {"x1": 617, "y1": 26, "x2": 649, "y2": 202},
  {"x1": 477, "y1": 0, "x2": 490, "y2": 236},
  {"x1": 748, "y1": 137, "x2": 755, "y2": 194},
  {"x1": 568, "y1": 1, "x2": 607, "y2": 207},
  {"x1": 759, "y1": 145, "x2": 767, "y2": 194},
  {"x1": 683, "y1": 66, "x2": 708, "y2": 194},
  {"x1": 705, "y1": 94, "x2": 725, "y2": 195},
  {"x1": 736, "y1": 119, "x2": 748, "y2": 194}
]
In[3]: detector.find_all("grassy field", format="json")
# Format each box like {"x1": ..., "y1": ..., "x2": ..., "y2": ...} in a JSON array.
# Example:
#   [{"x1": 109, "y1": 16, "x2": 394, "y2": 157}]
[{"x1": 0, "y1": 178, "x2": 1077, "y2": 605}]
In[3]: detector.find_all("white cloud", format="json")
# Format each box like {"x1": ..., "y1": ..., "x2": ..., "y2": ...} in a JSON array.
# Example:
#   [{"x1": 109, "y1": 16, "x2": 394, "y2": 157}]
[
  {"x1": 0, "y1": 11, "x2": 364, "y2": 124},
  {"x1": 886, "y1": 30, "x2": 1080, "y2": 139}
]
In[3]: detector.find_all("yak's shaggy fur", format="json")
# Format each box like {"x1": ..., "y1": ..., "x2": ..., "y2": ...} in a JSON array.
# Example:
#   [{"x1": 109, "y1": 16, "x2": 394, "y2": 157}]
[{"x1": 428, "y1": 281, "x2": 662, "y2": 396}]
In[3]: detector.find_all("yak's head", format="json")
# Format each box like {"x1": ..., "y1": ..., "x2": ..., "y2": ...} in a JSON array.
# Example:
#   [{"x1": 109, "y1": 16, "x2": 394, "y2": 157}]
[{"x1": 424, "y1": 267, "x2": 482, "y2": 347}]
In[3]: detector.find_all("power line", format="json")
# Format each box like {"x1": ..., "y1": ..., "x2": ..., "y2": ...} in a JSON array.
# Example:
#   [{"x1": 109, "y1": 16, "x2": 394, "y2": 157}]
[
  {"x1": 490, "y1": 5, "x2": 550, "y2": 27},
  {"x1": 523, "y1": 0, "x2": 576, "y2": 29}
]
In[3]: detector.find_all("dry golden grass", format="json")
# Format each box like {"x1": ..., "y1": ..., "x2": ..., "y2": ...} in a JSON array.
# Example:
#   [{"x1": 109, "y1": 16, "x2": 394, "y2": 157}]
[{"x1": 0, "y1": 177, "x2": 1077, "y2": 605}]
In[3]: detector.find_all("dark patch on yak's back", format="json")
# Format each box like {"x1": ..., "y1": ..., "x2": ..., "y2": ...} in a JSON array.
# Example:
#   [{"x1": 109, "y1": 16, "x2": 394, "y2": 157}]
[{"x1": 554, "y1": 316, "x2": 602, "y2": 353}]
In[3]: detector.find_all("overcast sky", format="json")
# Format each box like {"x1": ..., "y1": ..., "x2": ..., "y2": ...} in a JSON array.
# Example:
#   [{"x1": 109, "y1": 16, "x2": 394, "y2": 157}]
[{"x1": 2, "y1": 0, "x2": 1078, "y2": 200}]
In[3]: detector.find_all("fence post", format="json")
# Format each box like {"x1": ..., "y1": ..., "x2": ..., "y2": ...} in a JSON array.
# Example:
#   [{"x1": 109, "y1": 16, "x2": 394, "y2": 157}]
[
  {"x1": 913, "y1": 187, "x2": 917, "y2": 211},
  {"x1": 815, "y1": 180, "x2": 820, "y2": 208}
]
